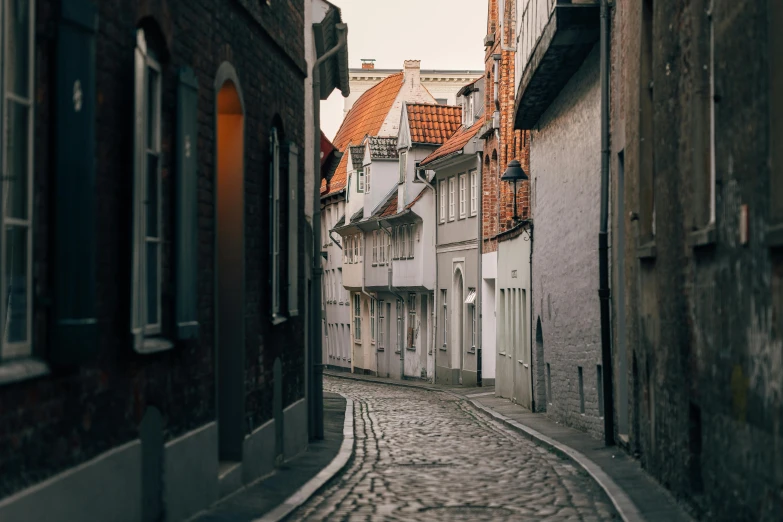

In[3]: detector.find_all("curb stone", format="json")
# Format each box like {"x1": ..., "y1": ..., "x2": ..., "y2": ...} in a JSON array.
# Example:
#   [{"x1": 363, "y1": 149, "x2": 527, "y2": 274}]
[
  {"x1": 324, "y1": 371, "x2": 647, "y2": 522},
  {"x1": 254, "y1": 395, "x2": 355, "y2": 522}
]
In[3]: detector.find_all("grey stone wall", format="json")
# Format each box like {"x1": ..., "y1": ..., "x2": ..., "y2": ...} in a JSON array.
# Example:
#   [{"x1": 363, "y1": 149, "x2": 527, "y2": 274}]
[{"x1": 531, "y1": 45, "x2": 604, "y2": 440}]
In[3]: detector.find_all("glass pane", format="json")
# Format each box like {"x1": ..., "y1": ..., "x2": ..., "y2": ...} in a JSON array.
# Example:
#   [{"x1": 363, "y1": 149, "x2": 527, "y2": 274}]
[
  {"x1": 5, "y1": 100, "x2": 29, "y2": 219},
  {"x1": 147, "y1": 67, "x2": 159, "y2": 149},
  {"x1": 5, "y1": 225, "x2": 28, "y2": 343},
  {"x1": 146, "y1": 153, "x2": 159, "y2": 236},
  {"x1": 6, "y1": 0, "x2": 31, "y2": 97},
  {"x1": 146, "y1": 241, "x2": 159, "y2": 326}
]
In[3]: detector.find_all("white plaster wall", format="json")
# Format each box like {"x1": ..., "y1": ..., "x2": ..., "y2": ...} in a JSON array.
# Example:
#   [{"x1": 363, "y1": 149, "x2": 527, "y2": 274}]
[
  {"x1": 482, "y1": 251, "x2": 497, "y2": 380},
  {"x1": 364, "y1": 160, "x2": 398, "y2": 216}
]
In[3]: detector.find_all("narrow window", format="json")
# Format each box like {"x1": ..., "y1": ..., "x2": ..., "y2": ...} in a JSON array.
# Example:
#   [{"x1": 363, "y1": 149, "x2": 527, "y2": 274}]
[
  {"x1": 379, "y1": 229, "x2": 386, "y2": 264},
  {"x1": 132, "y1": 28, "x2": 163, "y2": 339},
  {"x1": 470, "y1": 170, "x2": 478, "y2": 217},
  {"x1": 357, "y1": 169, "x2": 365, "y2": 192},
  {"x1": 370, "y1": 298, "x2": 376, "y2": 343},
  {"x1": 692, "y1": 0, "x2": 716, "y2": 232},
  {"x1": 408, "y1": 224, "x2": 415, "y2": 258},
  {"x1": 372, "y1": 230, "x2": 378, "y2": 264},
  {"x1": 353, "y1": 294, "x2": 362, "y2": 341},
  {"x1": 396, "y1": 299, "x2": 404, "y2": 352},
  {"x1": 439, "y1": 179, "x2": 447, "y2": 223},
  {"x1": 578, "y1": 366, "x2": 585, "y2": 414},
  {"x1": 378, "y1": 300, "x2": 385, "y2": 350},
  {"x1": 365, "y1": 165, "x2": 371, "y2": 194},
  {"x1": 546, "y1": 363, "x2": 552, "y2": 404},
  {"x1": 441, "y1": 289, "x2": 448, "y2": 348},
  {"x1": 448, "y1": 177, "x2": 456, "y2": 221},
  {"x1": 399, "y1": 151, "x2": 407, "y2": 184},
  {"x1": 408, "y1": 293, "x2": 416, "y2": 349},
  {"x1": 399, "y1": 226, "x2": 406, "y2": 259},
  {"x1": 459, "y1": 173, "x2": 467, "y2": 218},
  {"x1": 270, "y1": 127, "x2": 283, "y2": 319},
  {"x1": 597, "y1": 364, "x2": 604, "y2": 417},
  {"x1": 468, "y1": 288, "x2": 477, "y2": 349}
]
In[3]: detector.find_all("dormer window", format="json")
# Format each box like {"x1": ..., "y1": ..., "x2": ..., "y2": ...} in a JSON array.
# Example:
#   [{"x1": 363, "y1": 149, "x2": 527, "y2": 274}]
[
  {"x1": 365, "y1": 165, "x2": 371, "y2": 194},
  {"x1": 357, "y1": 168, "x2": 365, "y2": 192},
  {"x1": 462, "y1": 93, "x2": 474, "y2": 126}
]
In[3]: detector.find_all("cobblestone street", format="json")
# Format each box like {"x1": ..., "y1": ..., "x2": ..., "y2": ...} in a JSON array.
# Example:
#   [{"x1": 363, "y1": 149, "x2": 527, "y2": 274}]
[{"x1": 290, "y1": 377, "x2": 620, "y2": 521}]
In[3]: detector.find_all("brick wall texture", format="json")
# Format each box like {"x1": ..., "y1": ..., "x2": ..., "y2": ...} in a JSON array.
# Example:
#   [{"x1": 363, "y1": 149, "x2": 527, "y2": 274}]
[{"x1": 0, "y1": 0, "x2": 307, "y2": 499}]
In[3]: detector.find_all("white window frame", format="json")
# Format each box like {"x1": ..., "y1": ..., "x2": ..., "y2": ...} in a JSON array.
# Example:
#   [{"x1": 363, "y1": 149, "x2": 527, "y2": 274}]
[
  {"x1": 439, "y1": 179, "x2": 446, "y2": 224},
  {"x1": 408, "y1": 293, "x2": 416, "y2": 349},
  {"x1": 379, "y1": 229, "x2": 385, "y2": 265},
  {"x1": 408, "y1": 224, "x2": 415, "y2": 259},
  {"x1": 448, "y1": 177, "x2": 456, "y2": 221},
  {"x1": 470, "y1": 170, "x2": 478, "y2": 216},
  {"x1": 399, "y1": 151, "x2": 407, "y2": 184},
  {"x1": 400, "y1": 226, "x2": 406, "y2": 259},
  {"x1": 370, "y1": 298, "x2": 376, "y2": 343},
  {"x1": 357, "y1": 168, "x2": 365, "y2": 193},
  {"x1": 459, "y1": 173, "x2": 467, "y2": 219},
  {"x1": 469, "y1": 287, "x2": 477, "y2": 349},
  {"x1": 372, "y1": 230, "x2": 378, "y2": 265},
  {"x1": 132, "y1": 28, "x2": 164, "y2": 340},
  {"x1": 365, "y1": 165, "x2": 371, "y2": 194},
  {"x1": 441, "y1": 289, "x2": 448, "y2": 348},
  {"x1": 353, "y1": 294, "x2": 362, "y2": 342},
  {"x1": 378, "y1": 300, "x2": 385, "y2": 350},
  {"x1": 1, "y1": 0, "x2": 36, "y2": 359}
]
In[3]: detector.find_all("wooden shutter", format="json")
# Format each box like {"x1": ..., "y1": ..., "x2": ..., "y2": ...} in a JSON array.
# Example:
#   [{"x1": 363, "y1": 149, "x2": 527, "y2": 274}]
[
  {"x1": 131, "y1": 33, "x2": 148, "y2": 351},
  {"x1": 175, "y1": 68, "x2": 199, "y2": 339},
  {"x1": 51, "y1": 0, "x2": 98, "y2": 364},
  {"x1": 288, "y1": 142, "x2": 299, "y2": 316}
]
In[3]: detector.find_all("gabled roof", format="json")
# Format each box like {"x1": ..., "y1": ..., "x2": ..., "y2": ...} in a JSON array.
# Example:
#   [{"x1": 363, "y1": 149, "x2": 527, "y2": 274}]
[
  {"x1": 406, "y1": 103, "x2": 462, "y2": 146},
  {"x1": 368, "y1": 136, "x2": 398, "y2": 160},
  {"x1": 322, "y1": 73, "x2": 405, "y2": 196},
  {"x1": 420, "y1": 114, "x2": 486, "y2": 167}
]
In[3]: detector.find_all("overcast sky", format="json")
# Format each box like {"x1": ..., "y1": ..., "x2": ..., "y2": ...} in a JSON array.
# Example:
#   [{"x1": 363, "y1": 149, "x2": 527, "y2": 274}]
[{"x1": 321, "y1": 0, "x2": 487, "y2": 140}]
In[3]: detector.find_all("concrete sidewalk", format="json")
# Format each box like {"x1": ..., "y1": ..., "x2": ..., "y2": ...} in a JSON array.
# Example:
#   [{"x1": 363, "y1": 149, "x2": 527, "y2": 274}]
[
  {"x1": 325, "y1": 370, "x2": 694, "y2": 522},
  {"x1": 189, "y1": 393, "x2": 352, "y2": 522}
]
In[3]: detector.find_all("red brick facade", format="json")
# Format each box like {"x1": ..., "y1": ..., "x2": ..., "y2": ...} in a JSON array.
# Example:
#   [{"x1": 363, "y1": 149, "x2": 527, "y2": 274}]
[{"x1": 482, "y1": 0, "x2": 531, "y2": 254}]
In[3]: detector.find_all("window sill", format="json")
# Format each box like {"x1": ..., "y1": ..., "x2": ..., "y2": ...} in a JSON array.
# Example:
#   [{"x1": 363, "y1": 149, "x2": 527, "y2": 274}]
[
  {"x1": 767, "y1": 223, "x2": 783, "y2": 248},
  {"x1": 688, "y1": 224, "x2": 716, "y2": 249},
  {"x1": 136, "y1": 337, "x2": 175, "y2": 354},
  {"x1": 499, "y1": 351, "x2": 506, "y2": 357},
  {"x1": 394, "y1": 350, "x2": 401, "y2": 354},
  {"x1": 467, "y1": 347, "x2": 476, "y2": 355},
  {"x1": 469, "y1": 213, "x2": 477, "y2": 218},
  {"x1": 440, "y1": 345, "x2": 448, "y2": 351},
  {"x1": 354, "y1": 340, "x2": 362, "y2": 345},
  {"x1": 406, "y1": 347, "x2": 416, "y2": 351},
  {"x1": 271, "y1": 315, "x2": 288, "y2": 326},
  {"x1": 636, "y1": 241, "x2": 657, "y2": 260},
  {"x1": 0, "y1": 357, "x2": 50, "y2": 387},
  {"x1": 377, "y1": 347, "x2": 384, "y2": 352}
]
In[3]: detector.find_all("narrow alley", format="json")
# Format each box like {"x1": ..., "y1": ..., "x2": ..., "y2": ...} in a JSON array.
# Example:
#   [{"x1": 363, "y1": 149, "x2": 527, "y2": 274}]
[{"x1": 289, "y1": 378, "x2": 619, "y2": 521}]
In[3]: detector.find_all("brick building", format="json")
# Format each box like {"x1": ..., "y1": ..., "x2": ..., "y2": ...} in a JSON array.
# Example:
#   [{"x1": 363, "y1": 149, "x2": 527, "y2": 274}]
[
  {"x1": 0, "y1": 0, "x2": 346, "y2": 520},
  {"x1": 610, "y1": 0, "x2": 782, "y2": 518}
]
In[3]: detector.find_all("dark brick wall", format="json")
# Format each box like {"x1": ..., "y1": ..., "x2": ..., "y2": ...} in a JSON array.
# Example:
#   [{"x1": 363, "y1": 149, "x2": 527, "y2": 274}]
[
  {"x1": 0, "y1": 0, "x2": 307, "y2": 499},
  {"x1": 613, "y1": 0, "x2": 782, "y2": 518}
]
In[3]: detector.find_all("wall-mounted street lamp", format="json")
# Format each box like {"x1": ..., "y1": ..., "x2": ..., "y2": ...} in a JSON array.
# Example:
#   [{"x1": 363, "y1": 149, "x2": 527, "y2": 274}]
[{"x1": 500, "y1": 159, "x2": 528, "y2": 221}]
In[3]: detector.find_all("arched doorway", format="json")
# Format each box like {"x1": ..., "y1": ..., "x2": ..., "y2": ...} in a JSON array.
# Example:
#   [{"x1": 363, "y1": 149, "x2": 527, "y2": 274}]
[
  {"x1": 215, "y1": 64, "x2": 245, "y2": 463},
  {"x1": 452, "y1": 267, "x2": 464, "y2": 384}
]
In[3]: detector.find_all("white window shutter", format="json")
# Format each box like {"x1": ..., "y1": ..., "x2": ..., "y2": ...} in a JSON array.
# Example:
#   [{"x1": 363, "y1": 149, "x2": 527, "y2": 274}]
[
  {"x1": 131, "y1": 41, "x2": 147, "y2": 351},
  {"x1": 288, "y1": 142, "x2": 299, "y2": 316}
]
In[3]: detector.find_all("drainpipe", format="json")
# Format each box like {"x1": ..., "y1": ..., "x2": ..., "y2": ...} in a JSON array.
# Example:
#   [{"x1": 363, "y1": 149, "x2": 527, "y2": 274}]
[
  {"x1": 416, "y1": 166, "x2": 436, "y2": 382},
  {"x1": 598, "y1": 0, "x2": 615, "y2": 447},
  {"x1": 476, "y1": 152, "x2": 484, "y2": 387},
  {"x1": 311, "y1": 24, "x2": 348, "y2": 441}
]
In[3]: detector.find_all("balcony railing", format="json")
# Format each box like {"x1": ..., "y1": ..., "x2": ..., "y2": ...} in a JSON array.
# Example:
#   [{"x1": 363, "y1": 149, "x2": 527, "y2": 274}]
[{"x1": 516, "y1": 0, "x2": 557, "y2": 91}]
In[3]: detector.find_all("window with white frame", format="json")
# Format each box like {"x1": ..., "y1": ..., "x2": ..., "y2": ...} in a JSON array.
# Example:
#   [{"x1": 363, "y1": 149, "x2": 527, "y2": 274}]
[
  {"x1": 353, "y1": 294, "x2": 362, "y2": 341},
  {"x1": 399, "y1": 151, "x2": 407, "y2": 184},
  {"x1": 379, "y1": 229, "x2": 386, "y2": 264},
  {"x1": 353, "y1": 234, "x2": 358, "y2": 262},
  {"x1": 408, "y1": 294, "x2": 416, "y2": 349},
  {"x1": 372, "y1": 230, "x2": 378, "y2": 264},
  {"x1": 392, "y1": 227, "x2": 398, "y2": 259},
  {"x1": 441, "y1": 290, "x2": 448, "y2": 348},
  {"x1": 378, "y1": 300, "x2": 385, "y2": 350},
  {"x1": 386, "y1": 232, "x2": 391, "y2": 264},
  {"x1": 370, "y1": 298, "x2": 376, "y2": 343},
  {"x1": 470, "y1": 170, "x2": 478, "y2": 216},
  {"x1": 365, "y1": 165, "x2": 371, "y2": 194},
  {"x1": 131, "y1": 27, "x2": 164, "y2": 341},
  {"x1": 448, "y1": 177, "x2": 456, "y2": 221},
  {"x1": 408, "y1": 224, "x2": 415, "y2": 258},
  {"x1": 399, "y1": 226, "x2": 406, "y2": 259},
  {"x1": 468, "y1": 288, "x2": 477, "y2": 349},
  {"x1": 396, "y1": 299, "x2": 404, "y2": 352},
  {"x1": 459, "y1": 173, "x2": 467, "y2": 218},
  {"x1": 439, "y1": 179, "x2": 446, "y2": 224},
  {"x1": 357, "y1": 169, "x2": 365, "y2": 192}
]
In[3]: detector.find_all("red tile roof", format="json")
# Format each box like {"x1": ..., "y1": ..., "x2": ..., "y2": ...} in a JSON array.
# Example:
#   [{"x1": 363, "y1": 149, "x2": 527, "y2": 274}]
[
  {"x1": 406, "y1": 103, "x2": 462, "y2": 145},
  {"x1": 420, "y1": 115, "x2": 486, "y2": 167},
  {"x1": 404, "y1": 189, "x2": 426, "y2": 211},
  {"x1": 321, "y1": 73, "x2": 405, "y2": 196},
  {"x1": 374, "y1": 191, "x2": 399, "y2": 218}
]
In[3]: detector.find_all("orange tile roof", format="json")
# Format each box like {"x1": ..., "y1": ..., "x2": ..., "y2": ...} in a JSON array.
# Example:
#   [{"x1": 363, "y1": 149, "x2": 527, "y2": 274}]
[
  {"x1": 406, "y1": 103, "x2": 462, "y2": 145},
  {"x1": 321, "y1": 73, "x2": 405, "y2": 196},
  {"x1": 375, "y1": 191, "x2": 399, "y2": 218},
  {"x1": 420, "y1": 115, "x2": 486, "y2": 167},
  {"x1": 404, "y1": 190, "x2": 426, "y2": 211}
]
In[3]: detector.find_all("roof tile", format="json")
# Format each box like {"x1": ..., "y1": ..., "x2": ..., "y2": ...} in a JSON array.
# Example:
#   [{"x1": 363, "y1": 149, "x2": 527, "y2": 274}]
[
  {"x1": 406, "y1": 103, "x2": 462, "y2": 145},
  {"x1": 368, "y1": 136, "x2": 398, "y2": 159},
  {"x1": 420, "y1": 115, "x2": 486, "y2": 167},
  {"x1": 322, "y1": 73, "x2": 404, "y2": 196}
]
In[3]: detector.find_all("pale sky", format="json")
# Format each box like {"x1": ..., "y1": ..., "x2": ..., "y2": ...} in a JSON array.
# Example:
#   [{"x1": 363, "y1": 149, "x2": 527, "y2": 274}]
[{"x1": 321, "y1": 0, "x2": 488, "y2": 140}]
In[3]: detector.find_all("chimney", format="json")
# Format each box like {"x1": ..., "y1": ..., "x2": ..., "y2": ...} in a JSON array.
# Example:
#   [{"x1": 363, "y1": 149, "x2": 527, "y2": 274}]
[
  {"x1": 403, "y1": 60, "x2": 421, "y2": 88},
  {"x1": 361, "y1": 58, "x2": 375, "y2": 70}
]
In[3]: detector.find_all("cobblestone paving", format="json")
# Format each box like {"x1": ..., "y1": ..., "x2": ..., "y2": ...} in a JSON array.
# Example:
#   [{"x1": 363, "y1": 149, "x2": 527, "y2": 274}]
[{"x1": 289, "y1": 378, "x2": 620, "y2": 521}]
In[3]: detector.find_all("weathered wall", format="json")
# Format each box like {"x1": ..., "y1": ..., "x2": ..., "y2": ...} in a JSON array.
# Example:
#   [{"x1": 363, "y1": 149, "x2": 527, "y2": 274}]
[{"x1": 531, "y1": 45, "x2": 604, "y2": 439}]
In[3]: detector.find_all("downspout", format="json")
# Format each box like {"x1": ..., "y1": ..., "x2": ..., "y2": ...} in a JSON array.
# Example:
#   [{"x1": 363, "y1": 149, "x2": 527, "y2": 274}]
[
  {"x1": 476, "y1": 152, "x2": 483, "y2": 387},
  {"x1": 598, "y1": 0, "x2": 615, "y2": 446},
  {"x1": 416, "y1": 166, "x2": 436, "y2": 382},
  {"x1": 311, "y1": 24, "x2": 348, "y2": 441}
]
